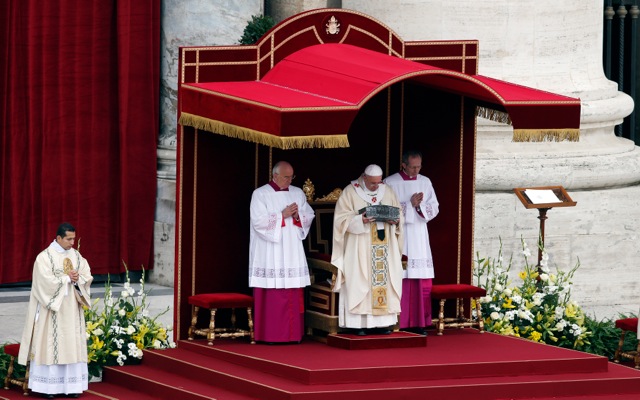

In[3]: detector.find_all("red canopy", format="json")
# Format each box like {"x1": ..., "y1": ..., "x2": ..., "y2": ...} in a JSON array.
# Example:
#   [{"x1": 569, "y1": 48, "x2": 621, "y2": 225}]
[{"x1": 179, "y1": 43, "x2": 581, "y2": 149}]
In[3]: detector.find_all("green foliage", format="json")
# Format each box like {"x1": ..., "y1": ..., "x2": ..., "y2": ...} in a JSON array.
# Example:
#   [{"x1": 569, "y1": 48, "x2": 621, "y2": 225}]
[
  {"x1": 582, "y1": 314, "x2": 639, "y2": 360},
  {"x1": 0, "y1": 343, "x2": 26, "y2": 384},
  {"x1": 239, "y1": 14, "x2": 275, "y2": 45},
  {"x1": 474, "y1": 237, "x2": 591, "y2": 350}
]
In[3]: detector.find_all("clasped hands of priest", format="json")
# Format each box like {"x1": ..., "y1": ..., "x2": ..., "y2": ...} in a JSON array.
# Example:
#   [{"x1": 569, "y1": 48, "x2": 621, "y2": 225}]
[
  {"x1": 67, "y1": 269, "x2": 80, "y2": 283},
  {"x1": 282, "y1": 202, "x2": 300, "y2": 221}
]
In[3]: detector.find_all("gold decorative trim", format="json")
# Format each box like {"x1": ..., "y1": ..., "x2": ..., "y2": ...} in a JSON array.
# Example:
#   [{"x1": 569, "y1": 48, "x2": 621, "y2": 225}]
[
  {"x1": 476, "y1": 106, "x2": 512, "y2": 125},
  {"x1": 254, "y1": 143, "x2": 259, "y2": 189},
  {"x1": 315, "y1": 188, "x2": 343, "y2": 202},
  {"x1": 339, "y1": 25, "x2": 402, "y2": 58},
  {"x1": 181, "y1": 84, "x2": 359, "y2": 112},
  {"x1": 192, "y1": 132, "x2": 198, "y2": 295},
  {"x1": 457, "y1": 98, "x2": 464, "y2": 284},
  {"x1": 399, "y1": 82, "x2": 405, "y2": 161},
  {"x1": 269, "y1": 26, "x2": 323, "y2": 63},
  {"x1": 513, "y1": 129, "x2": 580, "y2": 142},
  {"x1": 385, "y1": 87, "x2": 391, "y2": 175},
  {"x1": 176, "y1": 125, "x2": 184, "y2": 340},
  {"x1": 179, "y1": 112, "x2": 350, "y2": 150}
]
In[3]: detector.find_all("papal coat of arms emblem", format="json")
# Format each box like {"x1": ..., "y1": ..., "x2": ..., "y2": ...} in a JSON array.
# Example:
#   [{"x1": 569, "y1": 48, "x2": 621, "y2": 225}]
[{"x1": 325, "y1": 16, "x2": 340, "y2": 35}]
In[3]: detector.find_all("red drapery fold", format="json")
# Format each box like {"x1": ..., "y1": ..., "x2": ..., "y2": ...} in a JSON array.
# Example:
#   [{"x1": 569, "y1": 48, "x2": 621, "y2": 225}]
[{"x1": 0, "y1": 1, "x2": 159, "y2": 283}]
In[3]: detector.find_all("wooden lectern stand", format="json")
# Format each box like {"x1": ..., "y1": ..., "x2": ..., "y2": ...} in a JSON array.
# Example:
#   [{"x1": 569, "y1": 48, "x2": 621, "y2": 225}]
[{"x1": 513, "y1": 186, "x2": 577, "y2": 269}]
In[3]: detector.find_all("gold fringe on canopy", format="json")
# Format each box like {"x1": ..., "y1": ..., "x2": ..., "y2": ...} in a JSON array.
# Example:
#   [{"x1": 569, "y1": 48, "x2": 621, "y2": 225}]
[
  {"x1": 178, "y1": 112, "x2": 350, "y2": 149},
  {"x1": 476, "y1": 106, "x2": 512, "y2": 125},
  {"x1": 513, "y1": 129, "x2": 580, "y2": 142},
  {"x1": 476, "y1": 106, "x2": 580, "y2": 142}
]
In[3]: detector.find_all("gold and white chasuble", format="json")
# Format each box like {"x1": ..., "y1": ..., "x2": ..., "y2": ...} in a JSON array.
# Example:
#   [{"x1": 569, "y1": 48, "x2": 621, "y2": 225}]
[
  {"x1": 18, "y1": 242, "x2": 93, "y2": 394},
  {"x1": 331, "y1": 179, "x2": 404, "y2": 328}
]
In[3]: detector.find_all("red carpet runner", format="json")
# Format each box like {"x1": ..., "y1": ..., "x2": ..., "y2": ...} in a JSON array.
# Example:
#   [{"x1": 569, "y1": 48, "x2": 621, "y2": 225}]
[{"x1": 2, "y1": 329, "x2": 640, "y2": 399}]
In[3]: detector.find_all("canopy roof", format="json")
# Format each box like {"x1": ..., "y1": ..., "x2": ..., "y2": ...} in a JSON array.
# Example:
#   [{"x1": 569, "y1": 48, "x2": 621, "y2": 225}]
[{"x1": 179, "y1": 43, "x2": 581, "y2": 149}]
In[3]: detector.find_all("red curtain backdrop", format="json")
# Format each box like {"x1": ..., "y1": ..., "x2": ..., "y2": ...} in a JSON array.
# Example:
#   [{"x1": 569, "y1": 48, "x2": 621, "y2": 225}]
[{"x1": 0, "y1": 1, "x2": 159, "y2": 283}]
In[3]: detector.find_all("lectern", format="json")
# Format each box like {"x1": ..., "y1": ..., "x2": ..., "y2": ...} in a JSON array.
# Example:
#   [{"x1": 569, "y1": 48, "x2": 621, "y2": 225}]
[{"x1": 513, "y1": 186, "x2": 577, "y2": 270}]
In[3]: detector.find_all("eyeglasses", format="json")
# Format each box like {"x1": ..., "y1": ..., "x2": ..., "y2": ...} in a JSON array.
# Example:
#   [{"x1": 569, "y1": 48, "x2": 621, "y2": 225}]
[{"x1": 276, "y1": 174, "x2": 296, "y2": 181}]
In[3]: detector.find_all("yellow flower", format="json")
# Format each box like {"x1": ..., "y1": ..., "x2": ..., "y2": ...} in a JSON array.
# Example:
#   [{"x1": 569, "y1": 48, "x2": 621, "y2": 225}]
[
  {"x1": 565, "y1": 303, "x2": 577, "y2": 318},
  {"x1": 529, "y1": 331, "x2": 542, "y2": 342},
  {"x1": 502, "y1": 298, "x2": 516, "y2": 309},
  {"x1": 90, "y1": 336, "x2": 104, "y2": 350},
  {"x1": 518, "y1": 271, "x2": 527, "y2": 280}
]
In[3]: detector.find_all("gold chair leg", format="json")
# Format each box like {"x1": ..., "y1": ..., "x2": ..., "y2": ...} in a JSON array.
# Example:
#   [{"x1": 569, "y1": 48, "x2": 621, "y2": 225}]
[
  {"x1": 474, "y1": 298, "x2": 485, "y2": 333},
  {"x1": 4, "y1": 356, "x2": 14, "y2": 390},
  {"x1": 635, "y1": 341, "x2": 640, "y2": 369},
  {"x1": 437, "y1": 299, "x2": 446, "y2": 335},
  {"x1": 614, "y1": 331, "x2": 625, "y2": 364},
  {"x1": 230, "y1": 308, "x2": 237, "y2": 330},
  {"x1": 247, "y1": 307, "x2": 255, "y2": 344},
  {"x1": 22, "y1": 361, "x2": 29, "y2": 395},
  {"x1": 457, "y1": 298, "x2": 465, "y2": 328},
  {"x1": 207, "y1": 308, "x2": 217, "y2": 345},
  {"x1": 188, "y1": 305, "x2": 199, "y2": 340}
]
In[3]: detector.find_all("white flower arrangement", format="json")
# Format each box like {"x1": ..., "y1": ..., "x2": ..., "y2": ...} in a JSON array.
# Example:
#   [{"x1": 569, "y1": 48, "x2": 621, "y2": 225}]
[
  {"x1": 473, "y1": 238, "x2": 591, "y2": 349},
  {"x1": 84, "y1": 265, "x2": 175, "y2": 378}
]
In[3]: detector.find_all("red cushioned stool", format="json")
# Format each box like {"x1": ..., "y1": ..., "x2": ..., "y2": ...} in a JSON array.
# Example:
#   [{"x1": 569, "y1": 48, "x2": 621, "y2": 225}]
[
  {"x1": 188, "y1": 293, "x2": 255, "y2": 345},
  {"x1": 431, "y1": 284, "x2": 486, "y2": 335},
  {"x1": 614, "y1": 317, "x2": 639, "y2": 369},
  {"x1": 3, "y1": 343, "x2": 29, "y2": 395}
]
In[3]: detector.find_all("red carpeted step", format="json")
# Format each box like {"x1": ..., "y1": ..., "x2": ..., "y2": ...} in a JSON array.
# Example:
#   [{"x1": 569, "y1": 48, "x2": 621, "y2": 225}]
[
  {"x1": 103, "y1": 363, "x2": 264, "y2": 400},
  {"x1": 326, "y1": 330, "x2": 427, "y2": 350},
  {"x1": 95, "y1": 330, "x2": 640, "y2": 400},
  {"x1": 87, "y1": 381, "x2": 160, "y2": 399},
  {"x1": 173, "y1": 330, "x2": 610, "y2": 385},
  {"x1": 104, "y1": 356, "x2": 640, "y2": 400}
]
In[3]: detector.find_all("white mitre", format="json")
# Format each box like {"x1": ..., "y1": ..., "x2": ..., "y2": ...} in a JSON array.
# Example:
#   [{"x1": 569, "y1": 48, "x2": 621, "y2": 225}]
[{"x1": 364, "y1": 164, "x2": 383, "y2": 177}]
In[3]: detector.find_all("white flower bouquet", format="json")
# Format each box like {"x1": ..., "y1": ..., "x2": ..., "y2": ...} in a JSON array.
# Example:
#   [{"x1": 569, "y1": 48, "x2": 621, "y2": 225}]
[
  {"x1": 84, "y1": 265, "x2": 175, "y2": 379},
  {"x1": 473, "y1": 238, "x2": 591, "y2": 350}
]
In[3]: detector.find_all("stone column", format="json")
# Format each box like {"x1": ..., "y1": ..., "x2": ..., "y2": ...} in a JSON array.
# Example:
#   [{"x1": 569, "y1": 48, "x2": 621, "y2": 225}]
[
  {"x1": 152, "y1": 0, "x2": 263, "y2": 286},
  {"x1": 334, "y1": 0, "x2": 639, "y2": 317}
]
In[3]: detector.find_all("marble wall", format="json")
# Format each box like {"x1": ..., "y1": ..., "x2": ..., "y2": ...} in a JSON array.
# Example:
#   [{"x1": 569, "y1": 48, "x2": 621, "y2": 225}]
[
  {"x1": 154, "y1": 0, "x2": 640, "y2": 319},
  {"x1": 151, "y1": 0, "x2": 263, "y2": 286}
]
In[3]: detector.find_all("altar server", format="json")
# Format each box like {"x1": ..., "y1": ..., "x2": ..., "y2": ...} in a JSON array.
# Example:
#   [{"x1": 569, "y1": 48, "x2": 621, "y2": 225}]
[
  {"x1": 385, "y1": 150, "x2": 439, "y2": 335},
  {"x1": 249, "y1": 161, "x2": 315, "y2": 343}
]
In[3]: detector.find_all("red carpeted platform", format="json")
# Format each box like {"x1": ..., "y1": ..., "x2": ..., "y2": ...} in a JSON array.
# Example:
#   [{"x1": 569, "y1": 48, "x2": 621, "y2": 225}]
[
  {"x1": 3, "y1": 329, "x2": 640, "y2": 399},
  {"x1": 326, "y1": 330, "x2": 427, "y2": 350}
]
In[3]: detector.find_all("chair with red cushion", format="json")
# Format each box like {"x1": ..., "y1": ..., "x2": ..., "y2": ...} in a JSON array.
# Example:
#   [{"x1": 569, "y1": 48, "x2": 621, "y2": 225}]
[
  {"x1": 430, "y1": 284, "x2": 486, "y2": 335},
  {"x1": 187, "y1": 293, "x2": 255, "y2": 345},
  {"x1": 3, "y1": 343, "x2": 29, "y2": 395},
  {"x1": 614, "y1": 317, "x2": 639, "y2": 369}
]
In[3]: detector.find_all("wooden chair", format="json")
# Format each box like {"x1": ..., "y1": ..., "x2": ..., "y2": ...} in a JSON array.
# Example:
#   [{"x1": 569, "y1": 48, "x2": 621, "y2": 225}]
[
  {"x1": 187, "y1": 293, "x2": 255, "y2": 345},
  {"x1": 3, "y1": 343, "x2": 29, "y2": 396},
  {"x1": 431, "y1": 284, "x2": 486, "y2": 335},
  {"x1": 614, "y1": 317, "x2": 639, "y2": 369}
]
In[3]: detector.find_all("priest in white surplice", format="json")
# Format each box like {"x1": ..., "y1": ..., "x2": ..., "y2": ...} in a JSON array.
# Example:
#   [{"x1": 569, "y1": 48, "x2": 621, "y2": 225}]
[
  {"x1": 331, "y1": 164, "x2": 404, "y2": 335},
  {"x1": 385, "y1": 150, "x2": 439, "y2": 335},
  {"x1": 249, "y1": 161, "x2": 315, "y2": 343},
  {"x1": 18, "y1": 222, "x2": 92, "y2": 399}
]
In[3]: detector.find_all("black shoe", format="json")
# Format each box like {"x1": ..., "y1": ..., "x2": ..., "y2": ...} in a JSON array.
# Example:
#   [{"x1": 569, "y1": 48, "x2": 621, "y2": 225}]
[
  {"x1": 414, "y1": 327, "x2": 428, "y2": 335},
  {"x1": 67, "y1": 395, "x2": 80, "y2": 398},
  {"x1": 41, "y1": 395, "x2": 55, "y2": 399},
  {"x1": 355, "y1": 328, "x2": 367, "y2": 336}
]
